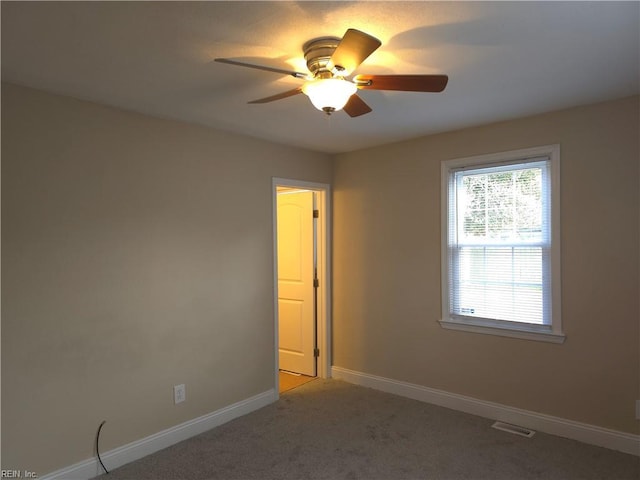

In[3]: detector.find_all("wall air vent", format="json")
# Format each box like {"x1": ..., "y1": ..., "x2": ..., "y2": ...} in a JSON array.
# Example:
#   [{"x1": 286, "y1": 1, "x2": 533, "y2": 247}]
[{"x1": 491, "y1": 421, "x2": 536, "y2": 438}]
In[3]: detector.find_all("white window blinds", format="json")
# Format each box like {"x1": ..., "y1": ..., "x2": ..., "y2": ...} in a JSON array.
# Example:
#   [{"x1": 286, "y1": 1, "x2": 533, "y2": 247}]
[{"x1": 447, "y1": 158, "x2": 551, "y2": 326}]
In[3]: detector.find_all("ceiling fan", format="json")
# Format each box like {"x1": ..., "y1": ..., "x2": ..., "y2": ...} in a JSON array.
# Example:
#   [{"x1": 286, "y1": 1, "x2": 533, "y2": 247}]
[{"x1": 215, "y1": 28, "x2": 448, "y2": 117}]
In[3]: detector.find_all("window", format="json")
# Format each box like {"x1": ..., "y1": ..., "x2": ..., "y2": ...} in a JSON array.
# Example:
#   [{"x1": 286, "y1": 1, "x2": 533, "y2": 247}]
[{"x1": 440, "y1": 145, "x2": 564, "y2": 343}]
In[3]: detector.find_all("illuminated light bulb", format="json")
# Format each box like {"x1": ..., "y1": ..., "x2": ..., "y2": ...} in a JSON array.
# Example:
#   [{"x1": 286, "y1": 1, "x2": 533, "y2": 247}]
[{"x1": 301, "y1": 78, "x2": 357, "y2": 114}]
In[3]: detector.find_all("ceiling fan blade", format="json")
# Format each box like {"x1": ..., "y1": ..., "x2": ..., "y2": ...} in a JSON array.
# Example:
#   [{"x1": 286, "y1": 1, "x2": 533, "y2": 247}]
[
  {"x1": 327, "y1": 29, "x2": 382, "y2": 76},
  {"x1": 215, "y1": 58, "x2": 308, "y2": 79},
  {"x1": 343, "y1": 94, "x2": 372, "y2": 117},
  {"x1": 248, "y1": 87, "x2": 303, "y2": 104},
  {"x1": 354, "y1": 74, "x2": 449, "y2": 92}
]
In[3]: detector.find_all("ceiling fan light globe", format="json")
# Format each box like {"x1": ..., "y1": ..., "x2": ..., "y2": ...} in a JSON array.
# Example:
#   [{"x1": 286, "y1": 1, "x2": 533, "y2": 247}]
[{"x1": 302, "y1": 78, "x2": 357, "y2": 113}]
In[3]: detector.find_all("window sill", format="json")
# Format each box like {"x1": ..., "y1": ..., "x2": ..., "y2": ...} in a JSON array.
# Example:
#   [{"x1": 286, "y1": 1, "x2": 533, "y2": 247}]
[{"x1": 439, "y1": 317, "x2": 566, "y2": 344}]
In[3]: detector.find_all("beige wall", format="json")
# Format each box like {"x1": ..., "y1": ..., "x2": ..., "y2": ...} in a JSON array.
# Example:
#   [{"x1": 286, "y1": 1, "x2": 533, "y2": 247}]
[
  {"x1": 3, "y1": 82, "x2": 638, "y2": 475},
  {"x1": 1, "y1": 83, "x2": 333, "y2": 474},
  {"x1": 333, "y1": 96, "x2": 640, "y2": 434}
]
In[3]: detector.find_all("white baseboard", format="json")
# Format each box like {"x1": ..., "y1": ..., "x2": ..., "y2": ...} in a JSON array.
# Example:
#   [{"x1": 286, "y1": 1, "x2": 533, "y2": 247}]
[
  {"x1": 40, "y1": 389, "x2": 277, "y2": 480},
  {"x1": 331, "y1": 366, "x2": 640, "y2": 457}
]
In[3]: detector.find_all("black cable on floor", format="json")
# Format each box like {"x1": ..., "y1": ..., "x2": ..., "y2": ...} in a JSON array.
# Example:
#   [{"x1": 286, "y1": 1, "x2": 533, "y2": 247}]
[{"x1": 96, "y1": 420, "x2": 109, "y2": 474}]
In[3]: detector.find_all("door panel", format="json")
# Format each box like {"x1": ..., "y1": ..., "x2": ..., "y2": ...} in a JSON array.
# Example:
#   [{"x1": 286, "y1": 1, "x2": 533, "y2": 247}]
[
  {"x1": 278, "y1": 299, "x2": 304, "y2": 352},
  {"x1": 277, "y1": 191, "x2": 315, "y2": 376}
]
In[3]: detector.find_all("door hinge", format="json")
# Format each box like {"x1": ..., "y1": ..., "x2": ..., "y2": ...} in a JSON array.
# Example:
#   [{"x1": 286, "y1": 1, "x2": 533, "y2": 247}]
[
  {"x1": 314, "y1": 348, "x2": 320, "y2": 357},
  {"x1": 313, "y1": 209, "x2": 319, "y2": 218},
  {"x1": 313, "y1": 278, "x2": 319, "y2": 288}
]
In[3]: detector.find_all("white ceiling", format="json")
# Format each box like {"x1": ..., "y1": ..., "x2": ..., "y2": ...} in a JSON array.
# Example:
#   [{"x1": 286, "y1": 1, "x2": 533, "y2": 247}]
[{"x1": 2, "y1": 1, "x2": 638, "y2": 153}]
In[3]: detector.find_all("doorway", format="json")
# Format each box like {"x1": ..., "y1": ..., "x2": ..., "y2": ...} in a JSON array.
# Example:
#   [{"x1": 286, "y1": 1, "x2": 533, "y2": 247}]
[
  {"x1": 277, "y1": 187, "x2": 316, "y2": 377},
  {"x1": 273, "y1": 178, "x2": 331, "y2": 395}
]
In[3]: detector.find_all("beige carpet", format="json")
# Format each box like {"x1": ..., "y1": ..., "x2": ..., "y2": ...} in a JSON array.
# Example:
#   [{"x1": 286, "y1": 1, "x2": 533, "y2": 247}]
[
  {"x1": 279, "y1": 370, "x2": 316, "y2": 393},
  {"x1": 100, "y1": 379, "x2": 639, "y2": 479}
]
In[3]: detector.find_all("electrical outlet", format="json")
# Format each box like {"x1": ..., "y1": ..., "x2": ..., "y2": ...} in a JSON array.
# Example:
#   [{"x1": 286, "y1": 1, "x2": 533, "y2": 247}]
[
  {"x1": 636, "y1": 400, "x2": 640, "y2": 420},
  {"x1": 174, "y1": 384, "x2": 186, "y2": 404}
]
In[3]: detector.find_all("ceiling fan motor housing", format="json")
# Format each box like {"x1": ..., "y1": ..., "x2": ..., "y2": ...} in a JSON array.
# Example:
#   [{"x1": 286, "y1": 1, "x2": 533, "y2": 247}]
[{"x1": 303, "y1": 37, "x2": 341, "y2": 77}]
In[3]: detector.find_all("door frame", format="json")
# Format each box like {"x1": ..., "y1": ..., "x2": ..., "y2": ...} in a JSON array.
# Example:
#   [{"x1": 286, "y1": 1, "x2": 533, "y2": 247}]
[{"x1": 272, "y1": 177, "x2": 331, "y2": 396}]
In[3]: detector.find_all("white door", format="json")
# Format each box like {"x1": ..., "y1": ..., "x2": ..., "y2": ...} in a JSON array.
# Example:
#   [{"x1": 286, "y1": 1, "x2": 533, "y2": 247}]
[{"x1": 277, "y1": 190, "x2": 316, "y2": 376}]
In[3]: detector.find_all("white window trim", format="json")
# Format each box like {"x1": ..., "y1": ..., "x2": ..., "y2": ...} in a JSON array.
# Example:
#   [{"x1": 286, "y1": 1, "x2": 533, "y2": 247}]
[{"x1": 440, "y1": 145, "x2": 564, "y2": 344}]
